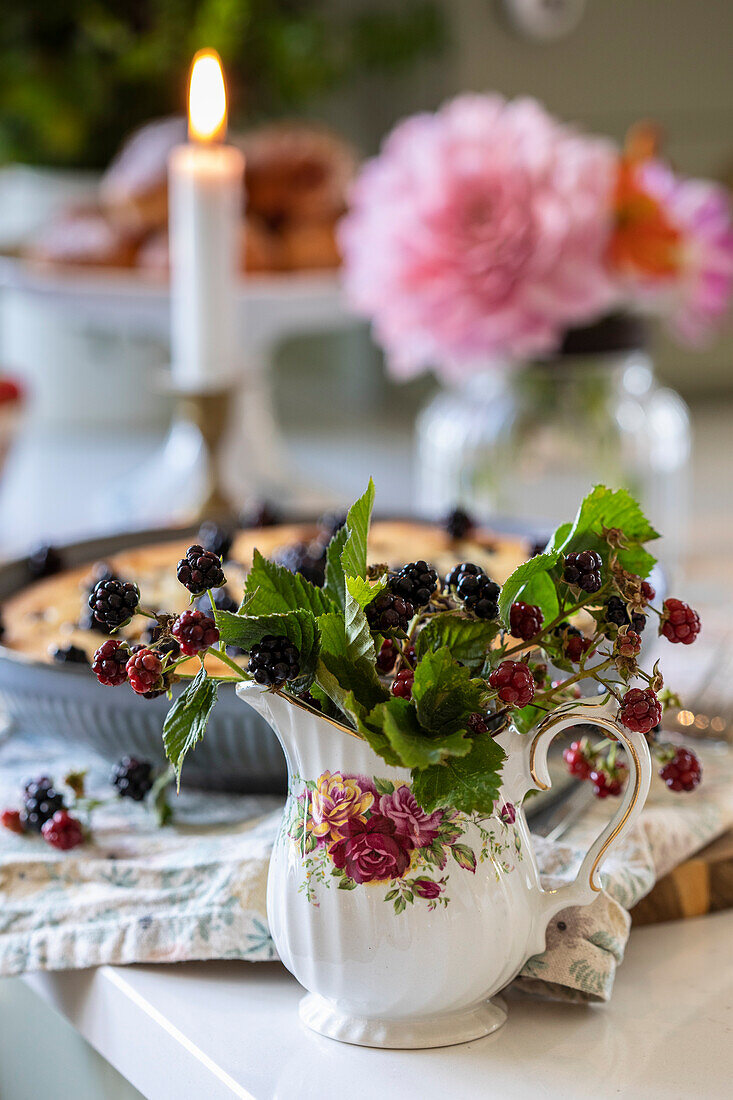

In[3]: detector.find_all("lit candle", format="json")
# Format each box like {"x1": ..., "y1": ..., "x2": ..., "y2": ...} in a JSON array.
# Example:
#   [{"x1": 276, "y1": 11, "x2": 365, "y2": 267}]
[{"x1": 168, "y1": 50, "x2": 245, "y2": 390}]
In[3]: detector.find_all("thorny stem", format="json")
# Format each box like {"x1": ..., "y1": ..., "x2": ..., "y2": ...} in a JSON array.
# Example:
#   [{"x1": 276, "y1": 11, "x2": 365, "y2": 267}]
[{"x1": 501, "y1": 582, "x2": 612, "y2": 658}]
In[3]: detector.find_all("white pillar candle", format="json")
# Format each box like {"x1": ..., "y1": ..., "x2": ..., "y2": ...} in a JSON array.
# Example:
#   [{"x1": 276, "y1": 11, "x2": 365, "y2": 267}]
[{"x1": 168, "y1": 50, "x2": 245, "y2": 391}]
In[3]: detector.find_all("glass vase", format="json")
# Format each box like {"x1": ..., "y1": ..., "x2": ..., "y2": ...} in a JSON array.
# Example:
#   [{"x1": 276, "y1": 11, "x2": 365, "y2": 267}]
[{"x1": 416, "y1": 335, "x2": 691, "y2": 566}]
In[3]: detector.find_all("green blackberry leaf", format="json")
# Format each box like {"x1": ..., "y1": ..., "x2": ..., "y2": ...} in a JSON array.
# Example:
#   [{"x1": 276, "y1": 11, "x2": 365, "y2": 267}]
[
  {"x1": 340, "y1": 478, "x2": 375, "y2": 580},
  {"x1": 242, "y1": 549, "x2": 337, "y2": 617},
  {"x1": 323, "y1": 523, "x2": 349, "y2": 610},
  {"x1": 412, "y1": 648, "x2": 485, "y2": 737},
  {"x1": 316, "y1": 608, "x2": 388, "y2": 717},
  {"x1": 556, "y1": 485, "x2": 659, "y2": 577},
  {"x1": 345, "y1": 572, "x2": 388, "y2": 610},
  {"x1": 364, "y1": 696, "x2": 472, "y2": 770},
  {"x1": 498, "y1": 551, "x2": 561, "y2": 628},
  {"x1": 411, "y1": 731, "x2": 506, "y2": 815},
  {"x1": 163, "y1": 667, "x2": 218, "y2": 788},
  {"x1": 215, "y1": 608, "x2": 320, "y2": 684},
  {"x1": 415, "y1": 612, "x2": 500, "y2": 669}
]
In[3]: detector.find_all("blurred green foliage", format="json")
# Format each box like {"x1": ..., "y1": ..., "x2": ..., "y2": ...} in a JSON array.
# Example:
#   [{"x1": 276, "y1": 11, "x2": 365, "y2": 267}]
[{"x1": 0, "y1": 0, "x2": 446, "y2": 168}]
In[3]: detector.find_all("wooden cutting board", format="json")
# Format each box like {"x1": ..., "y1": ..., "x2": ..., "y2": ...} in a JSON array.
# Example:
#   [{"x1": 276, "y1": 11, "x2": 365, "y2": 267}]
[{"x1": 631, "y1": 829, "x2": 733, "y2": 925}]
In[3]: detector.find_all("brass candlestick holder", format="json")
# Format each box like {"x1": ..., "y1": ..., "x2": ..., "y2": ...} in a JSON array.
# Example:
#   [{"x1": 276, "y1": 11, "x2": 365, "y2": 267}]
[{"x1": 176, "y1": 385, "x2": 236, "y2": 521}]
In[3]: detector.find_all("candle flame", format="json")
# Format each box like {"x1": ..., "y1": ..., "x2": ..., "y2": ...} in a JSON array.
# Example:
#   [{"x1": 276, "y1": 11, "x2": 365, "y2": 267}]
[{"x1": 188, "y1": 49, "x2": 227, "y2": 143}]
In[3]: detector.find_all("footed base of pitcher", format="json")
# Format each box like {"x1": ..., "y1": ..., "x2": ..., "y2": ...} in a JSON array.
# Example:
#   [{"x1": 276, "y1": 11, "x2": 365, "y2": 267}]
[{"x1": 298, "y1": 993, "x2": 507, "y2": 1049}]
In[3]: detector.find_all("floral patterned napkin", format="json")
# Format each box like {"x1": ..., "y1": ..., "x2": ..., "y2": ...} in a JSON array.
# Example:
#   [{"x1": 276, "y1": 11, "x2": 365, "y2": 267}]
[{"x1": 1, "y1": 726, "x2": 731, "y2": 1003}]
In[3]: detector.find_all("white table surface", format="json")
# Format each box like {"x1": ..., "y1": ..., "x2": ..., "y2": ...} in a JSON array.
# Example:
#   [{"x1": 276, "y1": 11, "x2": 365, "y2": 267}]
[{"x1": 23, "y1": 908, "x2": 733, "y2": 1100}]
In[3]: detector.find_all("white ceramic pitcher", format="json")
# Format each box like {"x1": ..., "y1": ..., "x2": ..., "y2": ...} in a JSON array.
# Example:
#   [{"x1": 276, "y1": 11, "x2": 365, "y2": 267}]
[{"x1": 238, "y1": 682, "x2": 651, "y2": 1049}]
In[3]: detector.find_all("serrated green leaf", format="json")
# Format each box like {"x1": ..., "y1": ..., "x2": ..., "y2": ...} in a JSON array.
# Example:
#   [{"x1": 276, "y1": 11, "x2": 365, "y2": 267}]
[
  {"x1": 498, "y1": 551, "x2": 561, "y2": 628},
  {"x1": 366, "y1": 696, "x2": 472, "y2": 769},
  {"x1": 315, "y1": 609, "x2": 388, "y2": 719},
  {"x1": 341, "y1": 478, "x2": 375, "y2": 580},
  {"x1": 415, "y1": 612, "x2": 499, "y2": 669},
  {"x1": 242, "y1": 548, "x2": 337, "y2": 617},
  {"x1": 345, "y1": 572, "x2": 388, "y2": 611},
  {"x1": 163, "y1": 668, "x2": 218, "y2": 787},
  {"x1": 556, "y1": 485, "x2": 659, "y2": 577},
  {"x1": 323, "y1": 523, "x2": 349, "y2": 609},
  {"x1": 348, "y1": 691, "x2": 403, "y2": 767},
  {"x1": 215, "y1": 608, "x2": 319, "y2": 685},
  {"x1": 411, "y1": 648, "x2": 484, "y2": 737},
  {"x1": 411, "y1": 731, "x2": 506, "y2": 815}
]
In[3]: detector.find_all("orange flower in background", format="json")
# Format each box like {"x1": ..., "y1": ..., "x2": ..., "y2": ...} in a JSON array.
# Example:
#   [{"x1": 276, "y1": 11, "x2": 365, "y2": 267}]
[
  {"x1": 311, "y1": 772, "x2": 374, "y2": 842},
  {"x1": 608, "y1": 122, "x2": 682, "y2": 280}
]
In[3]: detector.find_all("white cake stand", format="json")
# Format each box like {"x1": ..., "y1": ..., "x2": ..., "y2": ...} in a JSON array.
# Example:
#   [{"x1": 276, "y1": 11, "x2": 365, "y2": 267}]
[{"x1": 0, "y1": 257, "x2": 358, "y2": 522}]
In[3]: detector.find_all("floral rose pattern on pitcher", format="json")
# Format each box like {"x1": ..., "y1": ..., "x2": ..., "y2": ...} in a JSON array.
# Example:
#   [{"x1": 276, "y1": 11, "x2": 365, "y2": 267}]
[{"x1": 285, "y1": 771, "x2": 522, "y2": 913}]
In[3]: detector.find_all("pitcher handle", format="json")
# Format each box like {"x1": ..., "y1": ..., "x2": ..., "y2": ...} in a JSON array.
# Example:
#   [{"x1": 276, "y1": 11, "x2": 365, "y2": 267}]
[{"x1": 520, "y1": 696, "x2": 652, "y2": 927}]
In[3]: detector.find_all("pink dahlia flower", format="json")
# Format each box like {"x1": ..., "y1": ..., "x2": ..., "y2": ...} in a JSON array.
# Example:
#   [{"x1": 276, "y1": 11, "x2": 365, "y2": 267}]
[
  {"x1": 339, "y1": 95, "x2": 617, "y2": 379},
  {"x1": 625, "y1": 161, "x2": 733, "y2": 345}
]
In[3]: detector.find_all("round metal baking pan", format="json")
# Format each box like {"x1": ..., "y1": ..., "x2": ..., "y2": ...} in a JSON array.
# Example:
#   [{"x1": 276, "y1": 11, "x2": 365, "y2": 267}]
[{"x1": 0, "y1": 524, "x2": 286, "y2": 793}]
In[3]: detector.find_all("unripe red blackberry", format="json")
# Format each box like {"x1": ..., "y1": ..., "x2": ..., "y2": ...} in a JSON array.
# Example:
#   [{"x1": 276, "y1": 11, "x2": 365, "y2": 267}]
[
  {"x1": 590, "y1": 766, "x2": 626, "y2": 799},
  {"x1": 172, "y1": 609, "x2": 219, "y2": 657},
  {"x1": 41, "y1": 810, "x2": 84, "y2": 850},
  {"x1": 391, "y1": 669, "x2": 414, "y2": 698},
  {"x1": 488, "y1": 661, "x2": 535, "y2": 707},
  {"x1": 92, "y1": 639, "x2": 129, "y2": 686},
  {"x1": 563, "y1": 550, "x2": 603, "y2": 593},
  {"x1": 376, "y1": 638, "x2": 398, "y2": 674},
  {"x1": 660, "y1": 599, "x2": 701, "y2": 645},
  {"x1": 563, "y1": 740, "x2": 592, "y2": 779},
  {"x1": 127, "y1": 648, "x2": 165, "y2": 695},
  {"x1": 1, "y1": 809, "x2": 24, "y2": 834},
  {"x1": 509, "y1": 601, "x2": 544, "y2": 641},
  {"x1": 659, "y1": 747, "x2": 701, "y2": 792},
  {"x1": 177, "y1": 545, "x2": 226, "y2": 595},
  {"x1": 365, "y1": 592, "x2": 414, "y2": 635},
  {"x1": 616, "y1": 629, "x2": 642, "y2": 658},
  {"x1": 619, "y1": 687, "x2": 662, "y2": 735}
]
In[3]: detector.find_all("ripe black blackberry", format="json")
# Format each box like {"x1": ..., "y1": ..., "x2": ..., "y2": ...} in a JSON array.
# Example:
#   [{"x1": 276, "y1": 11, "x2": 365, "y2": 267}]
[
  {"x1": 389, "y1": 561, "x2": 438, "y2": 608},
  {"x1": 197, "y1": 520, "x2": 234, "y2": 561},
  {"x1": 455, "y1": 571, "x2": 500, "y2": 620},
  {"x1": 177, "y1": 545, "x2": 227, "y2": 595},
  {"x1": 27, "y1": 544, "x2": 62, "y2": 579},
  {"x1": 444, "y1": 507, "x2": 474, "y2": 541},
  {"x1": 248, "y1": 635, "x2": 301, "y2": 687},
  {"x1": 444, "y1": 561, "x2": 482, "y2": 590},
  {"x1": 365, "y1": 593, "x2": 414, "y2": 635},
  {"x1": 21, "y1": 778, "x2": 66, "y2": 833},
  {"x1": 51, "y1": 644, "x2": 89, "y2": 666},
  {"x1": 605, "y1": 596, "x2": 646, "y2": 634},
  {"x1": 274, "y1": 539, "x2": 327, "y2": 587},
  {"x1": 605, "y1": 595, "x2": 629, "y2": 627},
  {"x1": 88, "y1": 578, "x2": 140, "y2": 630},
  {"x1": 563, "y1": 550, "x2": 603, "y2": 593},
  {"x1": 111, "y1": 757, "x2": 154, "y2": 802}
]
